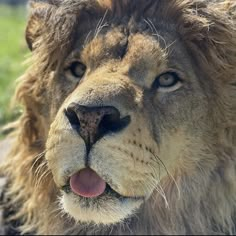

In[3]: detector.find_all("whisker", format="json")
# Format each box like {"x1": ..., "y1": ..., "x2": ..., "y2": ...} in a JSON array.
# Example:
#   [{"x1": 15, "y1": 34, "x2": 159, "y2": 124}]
[
  {"x1": 83, "y1": 30, "x2": 92, "y2": 49},
  {"x1": 29, "y1": 150, "x2": 47, "y2": 173},
  {"x1": 147, "y1": 18, "x2": 167, "y2": 49},
  {"x1": 146, "y1": 175, "x2": 169, "y2": 208},
  {"x1": 143, "y1": 18, "x2": 155, "y2": 33},
  {"x1": 150, "y1": 151, "x2": 181, "y2": 200},
  {"x1": 94, "y1": 10, "x2": 109, "y2": 38},
  {"x1": 144, "y1": 18, "x2": 177, "y2": 54},
  {"x1": 35, "y1": 169, "x2": 51, "y2": 187}
]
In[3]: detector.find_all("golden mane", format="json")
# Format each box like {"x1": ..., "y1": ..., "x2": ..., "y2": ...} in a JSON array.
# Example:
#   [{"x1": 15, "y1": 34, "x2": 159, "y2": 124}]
[{"x1": 1, "y1": 0, "x2": 236, "y2": 234}]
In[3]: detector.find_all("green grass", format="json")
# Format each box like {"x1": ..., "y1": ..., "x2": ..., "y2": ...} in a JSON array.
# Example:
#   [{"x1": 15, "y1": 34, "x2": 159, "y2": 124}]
[{"x1": 0, "y1": 5, "x2": 28, "y2": 126}]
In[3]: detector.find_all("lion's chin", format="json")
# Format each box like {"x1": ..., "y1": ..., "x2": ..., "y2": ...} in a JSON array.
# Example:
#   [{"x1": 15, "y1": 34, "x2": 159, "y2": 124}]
[{"x1": 61, "y1": 192, "x2": 143, "y2": 225}]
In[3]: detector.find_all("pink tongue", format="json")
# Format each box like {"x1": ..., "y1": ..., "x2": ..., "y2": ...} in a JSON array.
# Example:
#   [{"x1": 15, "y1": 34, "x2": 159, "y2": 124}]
[{"x1": 70, "y1": 168, "x2": 106, "y2": 198}]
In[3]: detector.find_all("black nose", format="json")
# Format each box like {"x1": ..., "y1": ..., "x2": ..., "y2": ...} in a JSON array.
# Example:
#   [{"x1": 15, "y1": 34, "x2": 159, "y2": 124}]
[{"x1": 65, "y1": 103, "x2": 131, "y2": 153}]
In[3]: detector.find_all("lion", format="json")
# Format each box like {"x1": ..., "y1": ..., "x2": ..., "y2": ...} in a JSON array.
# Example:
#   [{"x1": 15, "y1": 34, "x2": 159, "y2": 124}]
[{"x1": 1, "y1": 0, "x2": 236, "y2": 234}]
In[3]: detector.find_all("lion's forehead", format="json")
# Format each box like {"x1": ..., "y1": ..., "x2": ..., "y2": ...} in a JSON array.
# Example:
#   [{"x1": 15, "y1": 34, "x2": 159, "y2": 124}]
[
  {"x1": 63, "y1": 1, "x2": 184, "y2": 73},
  {"x1": 66, "y1": 22, "x2": 192, "y2": 88}
]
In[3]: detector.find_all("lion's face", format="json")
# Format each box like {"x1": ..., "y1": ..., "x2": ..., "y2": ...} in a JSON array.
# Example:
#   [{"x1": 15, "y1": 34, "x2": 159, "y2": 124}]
[
  {"x1": 43, "y1": 15, "x2": 217, "y2": 225},
  {"x1": 18, "y1": 0, "x2": 231, "y2": 227},
  {"x1": 3, "y1": 0, "x2": 235, "y2": 234}
]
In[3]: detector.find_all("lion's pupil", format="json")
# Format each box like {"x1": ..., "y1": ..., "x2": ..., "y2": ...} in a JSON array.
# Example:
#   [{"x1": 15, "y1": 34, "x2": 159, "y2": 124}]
[{"x1": 70, "y1": 62, "x2": 86, "y2": 78}]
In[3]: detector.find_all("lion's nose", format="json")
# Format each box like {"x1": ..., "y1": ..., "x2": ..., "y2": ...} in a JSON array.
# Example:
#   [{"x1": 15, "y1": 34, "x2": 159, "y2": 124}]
[{"x1": 65, "y1": 103, "x2": 131, "y2": 153}]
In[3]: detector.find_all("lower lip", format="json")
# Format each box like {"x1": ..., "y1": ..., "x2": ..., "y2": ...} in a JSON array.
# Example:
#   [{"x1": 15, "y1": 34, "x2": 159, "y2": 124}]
[{"x1": 62, "y1": 183, "x2": 143, "y2": 201}]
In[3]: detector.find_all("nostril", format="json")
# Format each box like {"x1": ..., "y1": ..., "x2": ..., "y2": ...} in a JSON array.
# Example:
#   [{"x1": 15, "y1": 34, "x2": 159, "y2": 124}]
[
  {"x1": 65, "y1": 108, "x2": 80, "y2": 131},
  {"x1": 99, "y1": 113, "x2": 131, "y2": 135},
  {"x1": 64, "y1": 104, "x2": 131, "y2": 151},
  {"x1": 99, "y1": 114, "x2": 119, "y2": 133}
]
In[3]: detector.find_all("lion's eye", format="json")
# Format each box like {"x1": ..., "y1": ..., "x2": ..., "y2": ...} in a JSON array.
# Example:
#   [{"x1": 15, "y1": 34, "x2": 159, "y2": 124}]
[
  {"x1": 67, "y1": 62, "x2": 86, "y2": 79},
  {"x1": 152, "y1": 72, "x2": 182, "y2": 91}
]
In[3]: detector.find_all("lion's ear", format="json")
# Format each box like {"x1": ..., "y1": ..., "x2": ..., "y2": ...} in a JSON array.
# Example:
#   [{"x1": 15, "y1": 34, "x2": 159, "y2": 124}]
[{"x1": 26, "y1": 1, "x2": 53, "y2": 51}]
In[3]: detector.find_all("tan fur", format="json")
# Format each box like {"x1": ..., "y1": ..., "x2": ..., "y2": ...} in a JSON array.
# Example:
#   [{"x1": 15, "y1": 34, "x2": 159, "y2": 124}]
[{"x1": 1, "y1": 0, "x2": 236, "y2": 234}]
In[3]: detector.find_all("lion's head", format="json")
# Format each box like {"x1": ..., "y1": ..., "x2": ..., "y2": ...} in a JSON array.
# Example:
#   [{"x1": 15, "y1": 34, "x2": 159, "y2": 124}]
[{"x1": 2, "y1": 0, "x2": 236, "y2": 234}]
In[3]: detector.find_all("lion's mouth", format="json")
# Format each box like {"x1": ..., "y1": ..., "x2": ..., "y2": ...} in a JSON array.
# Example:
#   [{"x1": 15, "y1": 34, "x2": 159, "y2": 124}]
[
  {"x1": 63, "y1": 183, "x2": 128, "y2": 200},
  {"x1": 62, "y1": 168, "x2": 142, "y2": 201}
]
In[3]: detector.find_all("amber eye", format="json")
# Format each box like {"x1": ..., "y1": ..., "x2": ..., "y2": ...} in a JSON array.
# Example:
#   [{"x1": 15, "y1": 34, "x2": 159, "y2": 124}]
[
  {"x1": 152, "y1": 72, "x2": 181, "y2": 91},
  {"x1": 67, "y1": 62, "x2": 86, "y2": 79}
]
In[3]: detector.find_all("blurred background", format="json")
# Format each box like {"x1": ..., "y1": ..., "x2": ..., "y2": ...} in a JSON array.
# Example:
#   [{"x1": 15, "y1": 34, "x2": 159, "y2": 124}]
[{"x1": 0, "y1": 0, "x2": 28, "y2": 134}]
